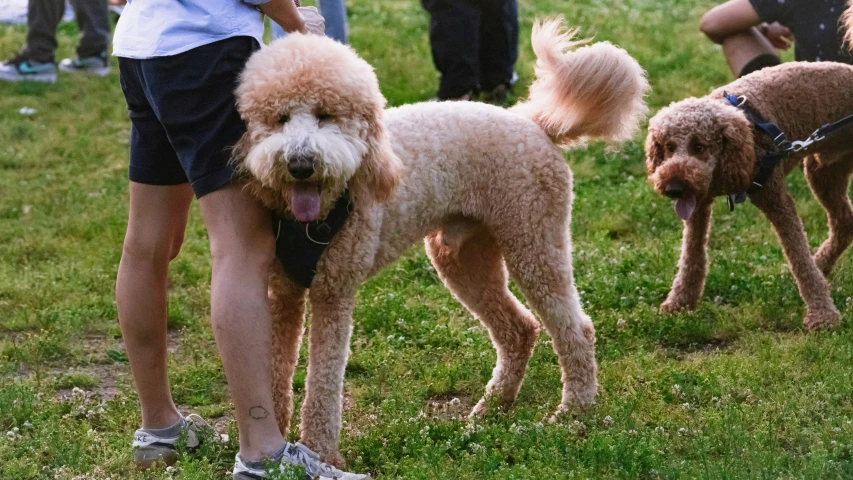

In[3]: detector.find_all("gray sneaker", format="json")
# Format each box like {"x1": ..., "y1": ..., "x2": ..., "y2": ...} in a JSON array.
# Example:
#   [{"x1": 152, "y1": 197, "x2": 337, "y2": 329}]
[
  {"x1": 0, "y1": 54, "x2": 57, "y2": 83},
  {"x1": 59, "y1": 52, "x2": 111, "y2": 77},
  {"x1": 132, "y1": 414, "x2": 211, "y2": 468},
  {"x1": 233, "y1": 442, "x2": 371, "y2": 480}
]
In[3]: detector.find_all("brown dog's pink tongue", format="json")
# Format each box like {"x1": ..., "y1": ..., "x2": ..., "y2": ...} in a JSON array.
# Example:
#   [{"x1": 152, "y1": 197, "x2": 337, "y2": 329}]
[
  {"x1": 674, "y1": 193, "x2": 697, "y2": 221},
  {"x1": 289, "y1": 183, "x2": 321, "y2": 222}
]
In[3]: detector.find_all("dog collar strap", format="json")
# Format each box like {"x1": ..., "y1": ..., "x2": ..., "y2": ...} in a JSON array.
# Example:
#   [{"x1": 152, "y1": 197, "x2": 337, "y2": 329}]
[{"x1": 272, "y1": 189, "x2": 352, "y2": 288}]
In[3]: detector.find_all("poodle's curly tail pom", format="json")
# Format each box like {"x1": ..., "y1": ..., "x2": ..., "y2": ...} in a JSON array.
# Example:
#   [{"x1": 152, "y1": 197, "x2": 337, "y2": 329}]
[
  {"x1": 843, "y1": 1, "x2": 853, "y2": 48},
  {"x1": 512, "y1": 18, "x2": 649, "y2": 147}
]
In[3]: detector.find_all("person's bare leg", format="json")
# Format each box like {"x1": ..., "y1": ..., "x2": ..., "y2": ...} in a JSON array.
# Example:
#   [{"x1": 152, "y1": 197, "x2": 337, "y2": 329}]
[
  {"x1": 198, "y1": 183, "x2": 282, "y2": 461},
  {"x1": 116, "y1": 182, "x2": 193, "y2": 429},
  {"x1": 721, "y1": 28, "x2": 777, "y2": 77}
]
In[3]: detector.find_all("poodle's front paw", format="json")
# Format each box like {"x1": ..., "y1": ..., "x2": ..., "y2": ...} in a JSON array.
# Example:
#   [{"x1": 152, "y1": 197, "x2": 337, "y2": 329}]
[
  {"x1": 468, "y1": 394, "x2": 513, "y2": 419},
  {"x1": 545, "y1": 396, "x2": 595, "y2": 424},
  {"x1": 320, "y1": 450, "x2": 346, "y2": 469},
  {"x1": 660, "y1": 297, "x2": 694, "y2": 314},
  {"x1": 804, "y1": 308, "x2": 841, "y2": 331}
]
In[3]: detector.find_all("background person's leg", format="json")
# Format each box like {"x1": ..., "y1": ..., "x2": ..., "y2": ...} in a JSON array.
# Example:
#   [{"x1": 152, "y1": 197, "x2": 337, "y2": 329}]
[
  {"x1": 722, "y1": 28, "x2": 780, "y2": 77},
  {"x1": 477, "y1": 0, "x2": 518, "y2": 93},
  {"x1": 421, "y1": 0, "x2": 481, "y2": 99},
  {"x1": 317, "y1": 0, "x2": 348, "y2": 44},
  {"x1": 68, "y1": 0, "x2": 110, "y2": 58},
  {"x1": 21, "y1": 0, "x2": 65, "y2": 62},
  {"x1": 116, "y1": 182, "x2": 193, "y2": 429},
  {"x1": 198, "y1": 184, "x2": 284, "y2": 461}
]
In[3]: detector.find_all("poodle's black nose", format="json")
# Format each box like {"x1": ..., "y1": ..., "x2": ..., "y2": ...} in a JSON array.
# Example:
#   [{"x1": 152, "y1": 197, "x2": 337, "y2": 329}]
[
  {"x1": 664, "y1": 181, "x2": 685, "y2": 199},
  {"x1": 288, "y1": 154, "x2": 315, "y2": 180}
]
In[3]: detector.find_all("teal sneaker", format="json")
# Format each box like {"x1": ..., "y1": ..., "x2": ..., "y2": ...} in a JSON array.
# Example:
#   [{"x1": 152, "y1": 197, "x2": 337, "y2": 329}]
[
  {"x1": 59, "y1": 52, "x2": 111, "y2": 77},
  {"x1": 0, "y1": 54, "x2": 57, "y2": 83}
]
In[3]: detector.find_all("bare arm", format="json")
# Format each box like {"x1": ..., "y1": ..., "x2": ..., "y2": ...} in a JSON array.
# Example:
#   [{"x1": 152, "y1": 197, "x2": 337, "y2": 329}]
[
  {"x1": 700, "y1": 0, "x2": 762, "y2": 44},
  {"x1": 258, "y1": 0, "x2": 306, "y2": 34}
]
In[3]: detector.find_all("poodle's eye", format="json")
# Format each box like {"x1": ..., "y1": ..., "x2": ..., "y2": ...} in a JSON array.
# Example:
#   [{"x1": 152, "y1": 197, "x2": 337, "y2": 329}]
[
  {"x1": 278, "y1": 112, "x2": 291, "y2": 124},
  {"x1": 666, "y1": 143, "x2": 677, "y2": 154},
  {"x1": 691, "y1": 143, "x2": 706, "y2": 154},
  {"x1": 317, "y1": 112, "x2": 334, "y2": 123}
]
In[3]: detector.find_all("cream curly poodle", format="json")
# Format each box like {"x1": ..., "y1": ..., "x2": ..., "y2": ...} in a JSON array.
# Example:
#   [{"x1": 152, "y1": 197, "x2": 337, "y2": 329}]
[
  {"x1": 234, "y1": 19, "x2": 648, "y2": 464},
  {"x1": 646, "y1": 62, "x2": 853, "y2": 331}
]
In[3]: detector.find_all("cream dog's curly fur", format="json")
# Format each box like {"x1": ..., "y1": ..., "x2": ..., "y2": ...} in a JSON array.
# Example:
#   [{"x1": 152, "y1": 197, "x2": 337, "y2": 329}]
[
  {"x1": 234, "y1": 19, "x2": 648, "y2": 464},
  {"x1": 646, "y1": 62, "x2": 853, "y2": 331}
]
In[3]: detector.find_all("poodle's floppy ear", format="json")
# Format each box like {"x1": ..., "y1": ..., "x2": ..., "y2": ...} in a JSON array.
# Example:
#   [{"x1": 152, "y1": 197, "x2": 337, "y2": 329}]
[
  {"x1": 644, "y1": 127, "x2": 664, "y2": 174},
  {"x1": 717, "y1": 106, "x2": 755, "y2": 193},
  {"x1": 351, "y1": 115, "x2": 401, "y2": 203},
  {"x1": 230, "y1": 131, "x2": 253, "y2": 168}
]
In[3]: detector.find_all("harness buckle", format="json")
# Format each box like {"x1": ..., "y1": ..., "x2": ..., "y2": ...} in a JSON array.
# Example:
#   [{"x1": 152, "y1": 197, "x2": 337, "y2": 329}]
[
  {"x1": 735, "y1": 95, "x2": 747, "y2": 107},
  {"x1": 790, "y1": 139, "x2": 813, "y2": 152}
]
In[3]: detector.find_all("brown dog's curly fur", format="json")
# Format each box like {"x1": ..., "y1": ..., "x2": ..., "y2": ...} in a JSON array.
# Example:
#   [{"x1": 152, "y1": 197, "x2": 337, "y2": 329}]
[{"x1": 646, "y1": 62, "x2": 853, "y2": 330}]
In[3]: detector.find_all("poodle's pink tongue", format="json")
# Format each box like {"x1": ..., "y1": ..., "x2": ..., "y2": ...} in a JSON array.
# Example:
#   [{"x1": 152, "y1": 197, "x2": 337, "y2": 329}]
[
  {"x1": 674, "y1": 193, "x2": 697, "y2": 221},
  {"x1": 289, "y1": 183, "x2": 321, "y2": 222}
]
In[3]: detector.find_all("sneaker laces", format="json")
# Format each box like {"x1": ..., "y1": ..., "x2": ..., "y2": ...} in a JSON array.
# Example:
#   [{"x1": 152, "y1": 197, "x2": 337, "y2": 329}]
[
  {"x1": 183, "y1": 413, "x2": 213, "y2": 448},
  {"x1": 184, "y1": 413, "x2": 213, "y2": 431},
  {"x1": 284, "y1": 442, "x2": 344, "y2": 478}
]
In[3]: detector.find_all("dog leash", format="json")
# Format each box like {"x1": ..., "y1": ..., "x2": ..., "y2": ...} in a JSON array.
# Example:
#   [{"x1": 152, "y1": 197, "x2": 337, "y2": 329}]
[{"x1": 723, "y1": 92, "x2": 853, "y2": 211}]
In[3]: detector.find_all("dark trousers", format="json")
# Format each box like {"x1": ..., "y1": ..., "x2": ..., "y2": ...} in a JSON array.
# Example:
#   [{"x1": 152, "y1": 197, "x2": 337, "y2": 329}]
[
  {"x1": 421, "y1": 0, "x2": 518, "y2": 99},
  {"x1": 22, "y1": 0, "x2": 109, "y2": 63}
]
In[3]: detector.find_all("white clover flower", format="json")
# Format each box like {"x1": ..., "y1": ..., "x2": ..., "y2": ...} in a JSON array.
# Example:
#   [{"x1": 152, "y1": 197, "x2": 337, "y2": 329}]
[{"x1": 603, "y1": 416, "x2": 614, "y2": 427}]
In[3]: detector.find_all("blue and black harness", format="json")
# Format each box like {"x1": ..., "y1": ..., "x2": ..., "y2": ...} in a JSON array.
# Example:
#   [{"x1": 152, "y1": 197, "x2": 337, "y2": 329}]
[{"x1": 723, "y1": 92, "x2": 853, "y2": 211}]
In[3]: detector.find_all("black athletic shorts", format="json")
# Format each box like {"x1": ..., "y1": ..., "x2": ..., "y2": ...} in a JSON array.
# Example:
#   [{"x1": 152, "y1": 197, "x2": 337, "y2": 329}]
[{"x1": 117, "y1": 36, "x2": 259, "y2": 198}]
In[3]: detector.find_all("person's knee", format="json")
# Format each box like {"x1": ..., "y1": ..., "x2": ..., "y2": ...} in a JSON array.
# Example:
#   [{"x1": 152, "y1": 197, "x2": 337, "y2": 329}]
[
  {"x1": 699, "y1": 13, "x2": 726, "y2": 43},
  {"x1": 121, "y1": 230, "x2": 183, "y2": 268},
  {"x1": 209, "y1": 227, "x2": 275, "y2": 272}
]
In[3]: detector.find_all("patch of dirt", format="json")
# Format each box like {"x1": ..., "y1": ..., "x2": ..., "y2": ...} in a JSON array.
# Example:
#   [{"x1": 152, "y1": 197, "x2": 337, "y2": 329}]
[{"x1": 53, "y1": 364, "x2": 126, "y2": 401}]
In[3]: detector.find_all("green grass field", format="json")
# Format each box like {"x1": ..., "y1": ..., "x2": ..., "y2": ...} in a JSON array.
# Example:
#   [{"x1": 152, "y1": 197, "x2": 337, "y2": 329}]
[{"x1": 2, "y1": 1, "x2": 852, "y2": 478}]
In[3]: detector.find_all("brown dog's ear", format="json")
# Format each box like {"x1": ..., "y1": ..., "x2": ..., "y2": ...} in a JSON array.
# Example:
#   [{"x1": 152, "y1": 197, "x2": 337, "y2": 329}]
[
  {"x1": 717, "y1": 108, "x2": 755, "y2": 193},
  {"x1": 230, "y1": 131, "x2": 253, "y2": 168},
  {"x1": 644, "y1": 129, "x2": 664, "y2": 174},
  {"x1": 351, "y1": 117, "x2": 401, "y2": 203}
]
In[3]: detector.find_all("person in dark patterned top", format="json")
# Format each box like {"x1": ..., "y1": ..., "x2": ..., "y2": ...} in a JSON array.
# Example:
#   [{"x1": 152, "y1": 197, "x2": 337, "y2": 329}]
[{"x1": 700, "y1": 0, "x2": 853, "y2": 78}]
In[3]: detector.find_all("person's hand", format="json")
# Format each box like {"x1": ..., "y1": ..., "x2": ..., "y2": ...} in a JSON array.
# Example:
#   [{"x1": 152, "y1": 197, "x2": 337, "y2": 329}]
[
  {"x1": 298, "y1": 7, "x2": 326, "y2": 36},
  {"x1": 761, "y1": 22, "x2": 793, "y2": 50}
]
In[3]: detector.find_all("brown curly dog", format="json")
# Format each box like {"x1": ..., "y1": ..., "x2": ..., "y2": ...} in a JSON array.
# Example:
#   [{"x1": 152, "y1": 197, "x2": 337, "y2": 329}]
[
  {"x1": 646, "y1": 62, "x2": 853, "y2": 331},
  {"x1": 234, "y1": 20, "x2": 648, "y2": 464}
]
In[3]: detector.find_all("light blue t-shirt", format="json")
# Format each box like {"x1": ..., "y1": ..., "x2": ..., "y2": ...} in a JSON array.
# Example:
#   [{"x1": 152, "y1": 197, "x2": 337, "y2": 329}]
[{"x1": 113, "y1": 0, "x2": 269, "y2": 59}]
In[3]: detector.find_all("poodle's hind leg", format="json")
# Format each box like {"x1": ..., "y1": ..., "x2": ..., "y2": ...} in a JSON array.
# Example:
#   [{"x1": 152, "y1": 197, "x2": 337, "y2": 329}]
[
  {"x1": 425, "y1": 221, "x2": 540, "y2": 417},
  {"x1": 805, "y1": 155, "x2": 853, "y2": 276},
  {"x1": 750, "y1": 185, "x2": 840, "y2": 330},
  {"x1": 501, "y1": 230, "x2": 598, "y2": 416},
  {"x1": 269, "y1": 263, "x2": 308, "y2": 437}
]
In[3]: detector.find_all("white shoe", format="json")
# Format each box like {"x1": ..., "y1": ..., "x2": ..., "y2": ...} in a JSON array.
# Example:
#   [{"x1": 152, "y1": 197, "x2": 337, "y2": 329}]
[
  {"x1": 132, "y1": 414, "x2": 210, "y2": 468},
  {"x1": 233, "y1": 442, "x2": 371, "y2": 480}
]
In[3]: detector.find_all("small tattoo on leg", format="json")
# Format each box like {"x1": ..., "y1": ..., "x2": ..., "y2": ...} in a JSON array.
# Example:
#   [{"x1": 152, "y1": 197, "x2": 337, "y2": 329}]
[{"x1": 250, "y1": 406, "x2": 270, "y2": 419}]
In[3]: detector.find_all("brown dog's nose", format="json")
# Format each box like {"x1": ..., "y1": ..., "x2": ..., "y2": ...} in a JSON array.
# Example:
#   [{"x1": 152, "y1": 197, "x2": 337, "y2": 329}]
[
  {"x1": 288, "y1": 154, "x2": 316, "y2": 180},
  {"x1": 664, "y1": 181, "x2": 685, "y2": 199}
]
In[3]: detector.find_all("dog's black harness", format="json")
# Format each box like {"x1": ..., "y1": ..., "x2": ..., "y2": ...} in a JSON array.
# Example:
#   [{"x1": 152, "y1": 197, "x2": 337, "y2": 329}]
[
  {"x1": 723, "y1": 92, "x2": 853, "y2": 211},
  {"x1": 272, "y1": 190, "x2": 352, "y2": 288}
]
